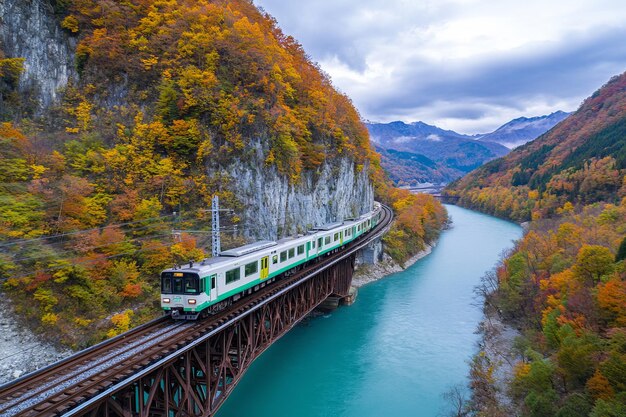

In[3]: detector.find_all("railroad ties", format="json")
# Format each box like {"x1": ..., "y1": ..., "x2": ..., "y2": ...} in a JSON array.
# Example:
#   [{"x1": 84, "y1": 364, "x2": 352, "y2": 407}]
[{"x1": 0, "y1": 205, "x2": 394, "y2": 417}]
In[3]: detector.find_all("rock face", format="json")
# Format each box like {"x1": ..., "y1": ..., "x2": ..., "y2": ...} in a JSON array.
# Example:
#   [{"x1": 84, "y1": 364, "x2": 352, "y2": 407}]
[
  {"x1": 0, "y1": 0, "x2": 76, "y2": 108},
  {"x1": 0, "y1": 298, "x2": 70, "y2": 384},
  {"x1": 229, "y1": 144, "x2": 374, "y2": 240}
]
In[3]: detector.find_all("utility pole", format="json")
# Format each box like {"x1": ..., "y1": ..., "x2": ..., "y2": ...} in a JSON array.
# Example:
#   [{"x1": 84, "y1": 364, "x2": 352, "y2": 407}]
[
  {"x1": 172, "y1": 198, "x2": 234, "y2": 257},
  {"x1": 212, "y1": 195, "x2": 221, "y2": 257}
]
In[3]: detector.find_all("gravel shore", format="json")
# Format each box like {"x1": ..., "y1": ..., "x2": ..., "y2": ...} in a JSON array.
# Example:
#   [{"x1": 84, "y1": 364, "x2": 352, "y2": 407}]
[
  {"x1": 352, "y1": 243, "x2": 434, "y2": 288},
  {"x1": 0, "y1": 297, "x2": 71, "y2": 386}
]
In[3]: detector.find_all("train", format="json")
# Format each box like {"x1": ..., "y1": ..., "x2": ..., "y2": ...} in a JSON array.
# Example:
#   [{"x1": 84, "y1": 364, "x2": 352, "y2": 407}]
[{"x1": 160, "y1": 202, "x2": 382, "y2": 319}]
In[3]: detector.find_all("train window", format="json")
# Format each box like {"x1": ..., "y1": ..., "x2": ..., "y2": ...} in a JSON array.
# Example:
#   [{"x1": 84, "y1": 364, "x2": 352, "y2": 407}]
[
  {"x1": 334, "y1": 233, "x2": 339, "y2": 241},
  {"x1": 161, "y1": 274, "x2": 172, "y2": 293},
  {"x1": 245, "y1": 261, "x2": 258, "y2": 277},
  {"x1": 325, "y1": 236, "x2": 330, "y2": 244},
  {"x1": 211, "y1": 275, "x2": 216, "y2": 290},
  {"x1": 200, "y1": 278, "x2": 205, "y2": 292},
  {"x1": 297, "y1": 245, "x2": 304, "y2": 255},
  {"x1": 280, "y1": 251, "x2": 287, "y2": 262},
  {"x1": 173, "y1": 277, "x2": 183, "y2": 293},
  {"x1": 184, "y1": 276, "x2": 198, "y2": 294},
  {"x1": 272, "y1": 255, "x2": 278, "y2": 264},
  {"x1": 226, "y1": 268, "x2": 240, "y2": 284},
  {"x1": 318, "y1": 237, "x2": 322, "y2": 247},
  {"x1": 312, "y1": 240, "x2": 316, "y2": 248},
  {"x1": 288, "y1": 248, "x2": 295, "y2": 258}
]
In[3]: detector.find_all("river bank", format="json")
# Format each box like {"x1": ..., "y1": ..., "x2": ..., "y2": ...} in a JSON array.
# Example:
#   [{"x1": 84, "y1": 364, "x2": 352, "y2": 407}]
[
  {"x1": 352, "y1": 243, "x2": 434, "y2": 287},
  {"x1": 470, "y1": 306, "x2": 522, "y2": 415}
]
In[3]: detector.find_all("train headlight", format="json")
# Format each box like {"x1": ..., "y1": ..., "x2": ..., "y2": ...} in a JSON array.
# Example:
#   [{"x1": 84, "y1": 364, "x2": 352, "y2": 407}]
[
  {"x1": 162, "y1": 298, "x2": 170, "y2": 303},
  {"x1": 188, "y1": 299, "x2": 197, "y2": 305}
]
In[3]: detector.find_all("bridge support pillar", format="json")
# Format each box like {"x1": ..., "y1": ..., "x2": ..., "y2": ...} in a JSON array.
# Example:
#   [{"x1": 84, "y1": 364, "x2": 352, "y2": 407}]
[{"x1": 358, "y1": 238, "x2": 383, "y2": 265}]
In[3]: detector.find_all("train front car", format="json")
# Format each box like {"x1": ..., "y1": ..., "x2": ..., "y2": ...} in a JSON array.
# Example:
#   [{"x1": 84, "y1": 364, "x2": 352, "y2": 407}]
[{"x1": 160, "y1": 268, "x2": 209, "y2": 319}]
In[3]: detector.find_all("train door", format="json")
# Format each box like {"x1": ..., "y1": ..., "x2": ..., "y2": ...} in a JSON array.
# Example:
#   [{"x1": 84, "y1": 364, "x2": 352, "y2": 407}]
[
  {"x1": 260, "y1": 256, "x2": 269, "y2": 280},
  {"x1": 209, "y1": 274, "x2": 216, "y2": 300},
  {"x1": 340, "y1": 231, "x2": 343, "y2": 245},
  {"x1": 306, "y1": 241, "x2": 310, "y2": 258}
]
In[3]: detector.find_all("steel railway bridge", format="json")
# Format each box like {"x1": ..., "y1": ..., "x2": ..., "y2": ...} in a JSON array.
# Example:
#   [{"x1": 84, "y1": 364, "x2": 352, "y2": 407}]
[{"x1": 0, "y1": 204, "x2": 393, "y2": 417}]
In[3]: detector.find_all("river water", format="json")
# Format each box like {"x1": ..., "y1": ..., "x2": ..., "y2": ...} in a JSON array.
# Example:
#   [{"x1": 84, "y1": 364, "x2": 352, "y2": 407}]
[{"x1": 217, "y1": 205, "x2": 522, "y2": 417}]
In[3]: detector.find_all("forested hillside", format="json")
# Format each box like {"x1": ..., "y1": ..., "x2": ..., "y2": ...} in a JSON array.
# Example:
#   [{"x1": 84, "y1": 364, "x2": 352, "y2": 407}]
[
  {"x1": 0, "y1": 0, "x2": 446, "y2": 347},
  {"x1": 448, "y1": 72, "x2": 626, "y2": 416},
  {"x1": 447, "y1": 72, "x2": 626, "y2": 222}
]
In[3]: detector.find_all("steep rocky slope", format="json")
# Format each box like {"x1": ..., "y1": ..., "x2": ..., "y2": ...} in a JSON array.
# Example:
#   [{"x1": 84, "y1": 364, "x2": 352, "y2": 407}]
[{"x1": 0, "y1": 0, "x2": 76, "y2": 109}]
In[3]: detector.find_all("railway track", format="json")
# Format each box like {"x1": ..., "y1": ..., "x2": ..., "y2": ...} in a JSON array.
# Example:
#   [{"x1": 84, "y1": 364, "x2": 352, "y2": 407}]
[{"x1": 0, "y1": 204, "x2": 393, "y2": 416}]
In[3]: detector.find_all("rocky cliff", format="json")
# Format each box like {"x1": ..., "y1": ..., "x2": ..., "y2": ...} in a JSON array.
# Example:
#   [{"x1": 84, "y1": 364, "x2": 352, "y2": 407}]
[
  {"x1": 231, "y1": 151, "x2": 373, "y2": 239},
  {"x1": 0, "y1": 0, "x2": 75, "y2": 109}
]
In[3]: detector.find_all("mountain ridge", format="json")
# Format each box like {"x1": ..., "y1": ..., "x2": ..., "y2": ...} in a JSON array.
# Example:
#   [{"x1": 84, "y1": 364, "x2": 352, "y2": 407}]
[
  {"x1": 366, "y1": 111, "x2": 569, "y2": 185},
  {"x1": 447, "y1": 71, "x2": 626, "y2": 221}
]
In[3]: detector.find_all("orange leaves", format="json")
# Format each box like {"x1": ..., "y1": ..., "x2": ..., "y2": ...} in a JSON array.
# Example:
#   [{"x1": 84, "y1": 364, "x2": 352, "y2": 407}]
[
  {"x1": 587, "y1": 370, "x2": 615, "y2": 400},
  {"x1": 597, "y1": 278, "x2": 626, "y2": 326},
  {"x1": 383, "y1": 190, "x2": 447, "y2": 264}
]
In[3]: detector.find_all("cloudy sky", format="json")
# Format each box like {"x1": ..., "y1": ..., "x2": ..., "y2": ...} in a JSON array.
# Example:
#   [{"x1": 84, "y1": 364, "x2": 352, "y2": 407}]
[{"x1": 255, "y1": 0, "x2": 626, "y2": 134}]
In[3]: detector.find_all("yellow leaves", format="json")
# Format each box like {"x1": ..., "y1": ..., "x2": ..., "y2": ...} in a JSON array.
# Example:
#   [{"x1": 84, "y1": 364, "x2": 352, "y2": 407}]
[
  {"x1": 31, "y1": 164, "x2": 47, "y2": 179},
  {"x1": 74, "y1": 317, "x2": 93, "y2": 328},
  {"x1": 34, "y1": 288, "x2": 58, "y2": 312},
  {"x1": 41, "y1": 313, "x2": 59, "y2": 326},
  {"x1": 61, "y1": 15, "x2": 80, "y2": 33},
  {"x1": 133, "y1": 197, "x2": 163, "y2": 221},
  {"x1": 265, "y1": 149, "x2": 275, "y2": 165},
  {"x1": 66, "y1": 100, "x2": 93, "y2": 133},
  {"x1": 177, "y1": 65, "x2": 218, "y2": 111},
  {"x1": 196, "y1": 139, "x2": 213, "y2": 163},
  {"x1": 107, "y1": 310, "x2": 134, "y2": 338},
  {"x1": 141, "y1": 55, "x2": 159, "y2": 70},
  {"x1": 556, "y1": 201, "x2": 574, "y2": 215},
  {"x1": 0, "y1": 57, "x2": 25, "y2": 83},
  {"x1": 514, "y1": 361, "x2": 531, "y2": 380}
]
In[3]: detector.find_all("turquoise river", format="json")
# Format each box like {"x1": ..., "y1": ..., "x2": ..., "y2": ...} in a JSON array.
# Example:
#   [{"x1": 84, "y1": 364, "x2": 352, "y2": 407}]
[{"x1": 217, "y1": 205, "x2": 523, "y2": 417}]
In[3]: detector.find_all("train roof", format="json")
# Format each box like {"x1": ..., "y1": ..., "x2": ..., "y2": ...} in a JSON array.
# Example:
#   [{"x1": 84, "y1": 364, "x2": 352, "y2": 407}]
[
  {"x1": 220, "y1": 240, "x2": 277, "y2": 257},
  {"x1": 313, "y1": 221, "x2": 343, "y2": 231}
]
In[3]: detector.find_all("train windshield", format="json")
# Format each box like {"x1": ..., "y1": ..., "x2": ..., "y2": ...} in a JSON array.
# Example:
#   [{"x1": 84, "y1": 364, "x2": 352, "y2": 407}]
[{"x1": 161, "y1": 272, "x2": 200, "y2": 295}]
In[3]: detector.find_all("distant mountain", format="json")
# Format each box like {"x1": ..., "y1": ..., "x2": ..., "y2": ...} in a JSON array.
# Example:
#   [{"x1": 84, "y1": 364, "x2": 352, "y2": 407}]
[
  {"x1": 476, "y1": 111, "x2": 571, "y2": 149},
  {"x1": 366, "y1": 121, "x2": 509, "y2": 184},
  {"x1": 374, "y1": 146, "x2": 461, "y2": 186},
  {"x1": 367, "y1": 111, "x2": 570, "y2": 185}
]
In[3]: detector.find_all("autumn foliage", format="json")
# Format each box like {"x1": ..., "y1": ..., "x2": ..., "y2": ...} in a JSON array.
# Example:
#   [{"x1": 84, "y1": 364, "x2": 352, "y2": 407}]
[
  {"x1": 448, "y1": 72, "x2": 626, "y2": 223},
  {"x1": 0, "y1": 0, "x2": 385, "y2": 347},
  {"x1": 382, "y1": 189, "x2": 447, "y2": 265},
  {"x1": 457, "y1": 71, "x2": 626, "y2": 415}
]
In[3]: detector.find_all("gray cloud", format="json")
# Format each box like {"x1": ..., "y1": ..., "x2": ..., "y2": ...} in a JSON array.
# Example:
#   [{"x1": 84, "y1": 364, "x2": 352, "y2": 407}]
[{"x1": 256, "y1": 0, "x2": 626, "y2": 133}]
